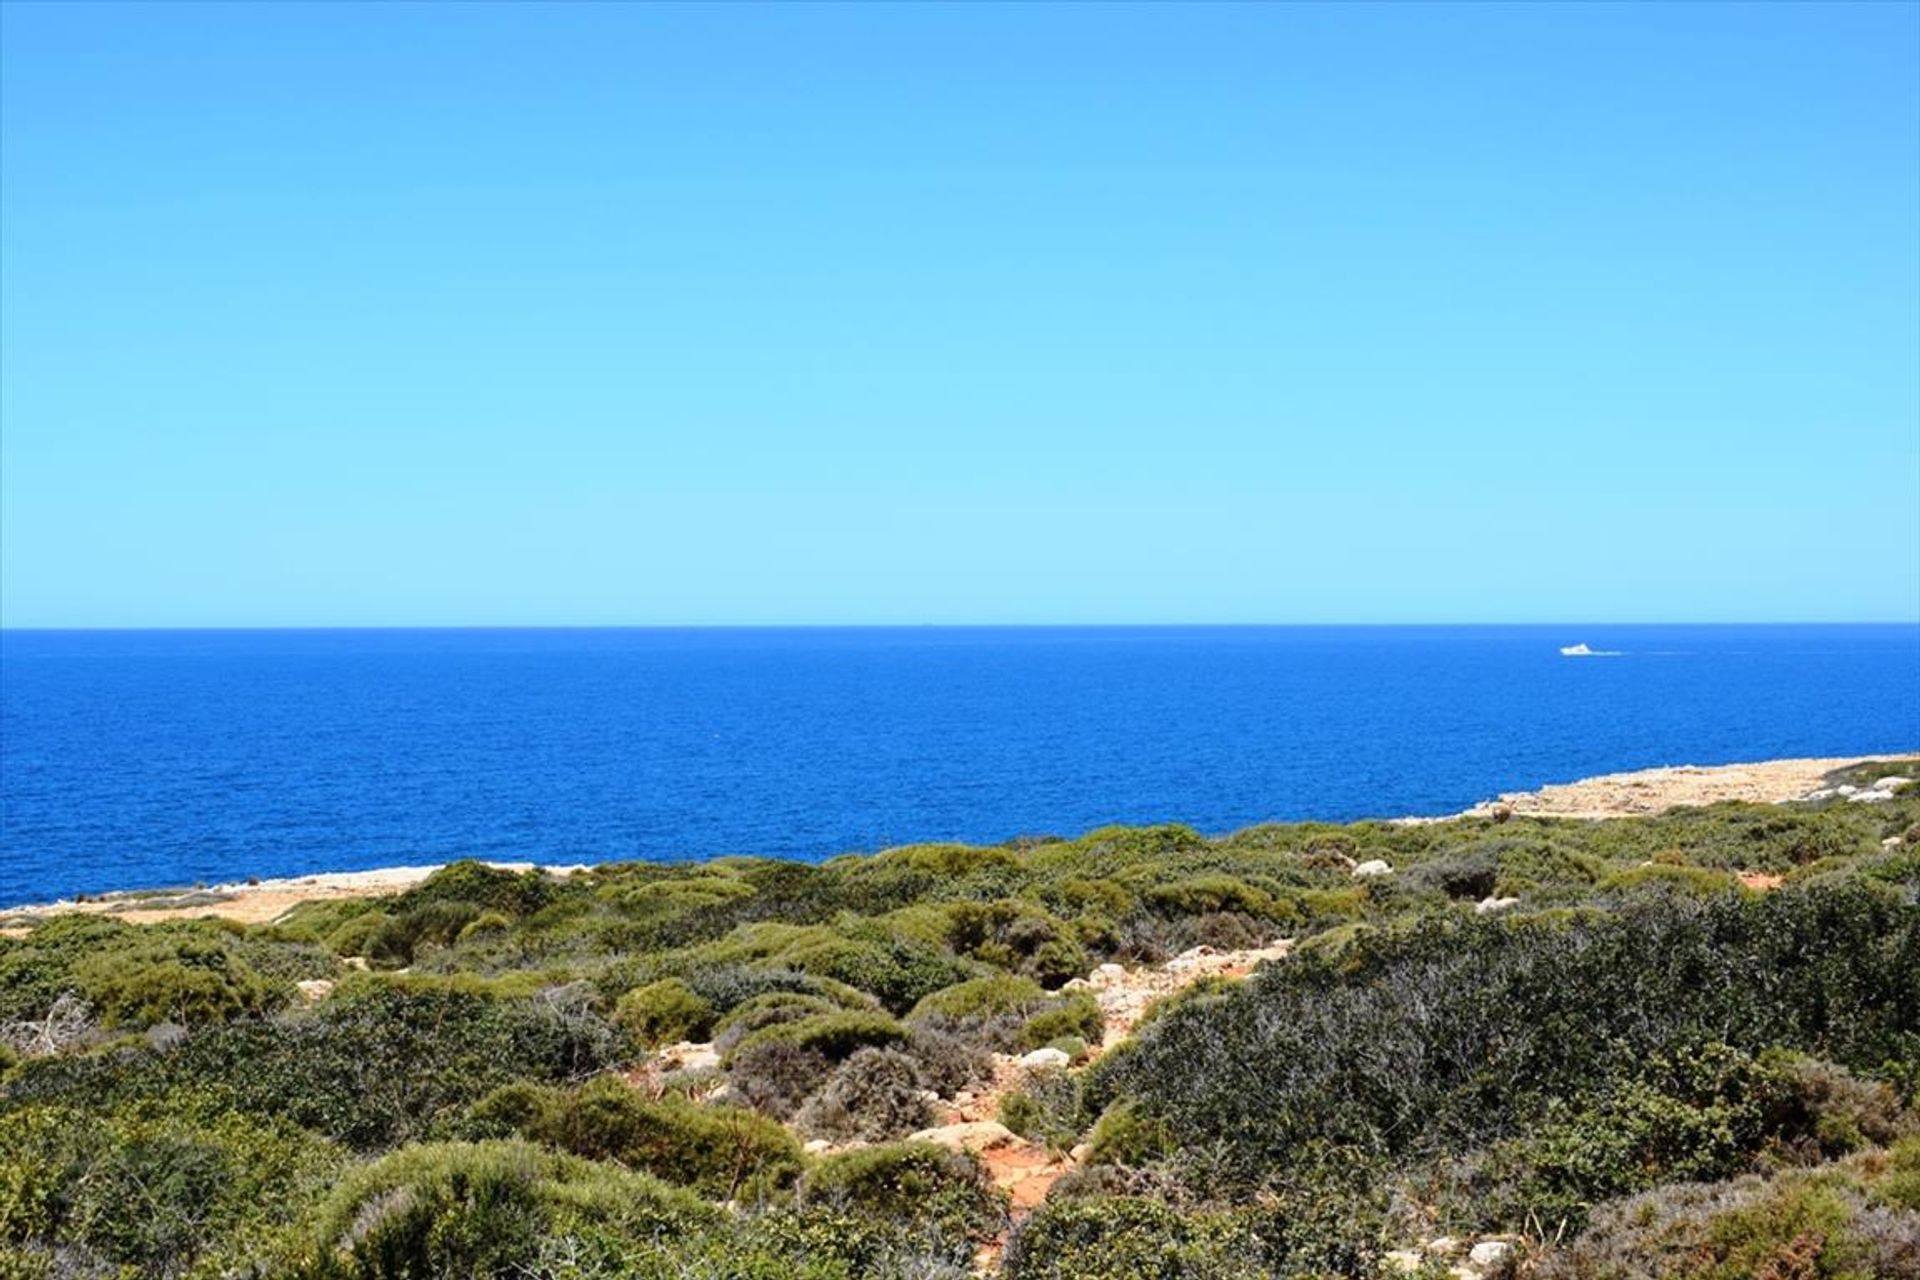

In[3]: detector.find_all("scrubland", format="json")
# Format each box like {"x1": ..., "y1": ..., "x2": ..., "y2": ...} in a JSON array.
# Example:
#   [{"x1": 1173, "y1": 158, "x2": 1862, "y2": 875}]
[{"x1": 2, "y1": 758, "x2": 1917, "y2": 1279}]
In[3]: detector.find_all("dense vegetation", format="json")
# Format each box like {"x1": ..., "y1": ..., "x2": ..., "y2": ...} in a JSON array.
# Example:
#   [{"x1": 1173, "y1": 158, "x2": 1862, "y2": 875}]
[{"x1": 2, "y1": 758, "x2": 1916, "y2": 1278}]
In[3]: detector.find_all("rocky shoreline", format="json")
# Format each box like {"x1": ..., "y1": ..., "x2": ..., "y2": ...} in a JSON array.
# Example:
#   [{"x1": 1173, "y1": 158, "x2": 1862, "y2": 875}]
[{"x1": 6, "y1": 752, "x2": 1913, "y2": 929}]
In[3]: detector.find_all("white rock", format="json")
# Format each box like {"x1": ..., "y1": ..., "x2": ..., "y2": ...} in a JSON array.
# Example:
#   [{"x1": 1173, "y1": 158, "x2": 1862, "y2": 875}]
[
  {"x1": 1848, "y1": 790, "x2": 1890, "y2": 804},
  {"x1": 1089, "y1": 962, "x2": 1129, "y2": 987},
  {"x1": 1069, "y1": 1142, "x2": 1091, "y2": 1163},
  {"x1": 1018, "y1": 1046, "x2": 1072, "y2": 1070},
  {"x1": 803, "y1": 1138, "x2": 831, "y2": 1154},
  {"x1": 1837, "y1": 784, "x2": 1859, "y2": 795},
  {"x1": 1873, "y1": 776, "x2": 1912, "y2": 792},
  {"x1": 295, "y1": 978, "x2": 335, "y2": 1002},
  {"x1": 1886, "y1": 836, "x2": 1904, "y2": 849},
  {"x1": 1475, "y1": 897, "x2": 1520, "y2": 915},
  {"x1": 1469, "y1": 1240, "x2": 1514, "y2": 1269},
  {"x1": 1383, "y1": 1250, "x2": 1424, "y2": 1273},
  {"x1": 1352, "y1": 859, "x2": 1393, "y2": 878},
  {"x1": 662, "y1": 1042, "x2": 720, "y2": 1071}
]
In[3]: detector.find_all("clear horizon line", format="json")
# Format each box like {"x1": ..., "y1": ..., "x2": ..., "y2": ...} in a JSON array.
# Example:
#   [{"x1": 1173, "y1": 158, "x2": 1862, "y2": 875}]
[{"x1": 3, "y1": 619, "x2": 1918, "y2": 634}]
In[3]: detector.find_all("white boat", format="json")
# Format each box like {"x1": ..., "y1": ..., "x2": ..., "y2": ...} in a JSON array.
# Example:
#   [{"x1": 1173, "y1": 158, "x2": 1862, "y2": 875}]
[{"x1": 1559, "y1": 643, "x2": 1594, "y2": 656}]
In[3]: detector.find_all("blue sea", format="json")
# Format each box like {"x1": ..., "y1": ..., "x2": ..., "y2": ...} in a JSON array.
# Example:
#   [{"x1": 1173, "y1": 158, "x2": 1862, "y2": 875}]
[{"x1": 2, "y1": 625, "x2": 1916, "y2": 907}]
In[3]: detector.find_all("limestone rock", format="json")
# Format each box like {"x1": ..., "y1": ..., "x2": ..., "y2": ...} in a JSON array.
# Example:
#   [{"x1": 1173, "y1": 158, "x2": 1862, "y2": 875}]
[
  {"x1": 1475, "y1": 896, "x2": 1520, "y2": 915},
  {"x1": 295, "y1": 978, "x2": 335, "y2": 1003},
  {"x1": 1469, "y1": 1240, "x2": 1515, "y2": 1271},
  {"x1": 1352, "y1": 859, "x2": 1393, "y2": 878},
  {"x1": 1018, "y1": 1046, "x2": 1072, "y2": 1070}
]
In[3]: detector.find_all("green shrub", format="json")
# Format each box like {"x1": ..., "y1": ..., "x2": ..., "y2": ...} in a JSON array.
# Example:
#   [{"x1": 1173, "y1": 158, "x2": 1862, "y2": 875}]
[
  {"x1": 71, "y1": 931, "x2": 276, "y2": 1028},
  {"x1": 5, "y1": 985, "x2": 630, "y2": 1151},
  {"x1": 1602, "y1": 863, "x2": 1745, "y2": 898},
  {"x1": 527, "y1": 1077, "x2": 804, "y2": 1200},
  {"x1": 614, "y1": 978, "x2": 717, "y2": 1047},
  {"x1": 909, "y1": 975, "x2": 1047, "y2": 1022},
  {"x1": 1092, "y1": 884, "x2": 1920, "y2": 1197},
  {"x1": 458, "y1": 911, "x2": 514, "y2": 941},
  {"x1": 999, "y1": 1069, "x2": 1088, "y2": 1152},
  {"x1": 0, "y1": 1099, "x2": 341, "y2": 1273},
  {"x1": 395, "y1": 860, "x2": 562, "y2": 918},
  {"x1": 797, "y1": 1142, "x2": 1006, "y2": 1243},
  {"x1": 726, "y1": 1010, "x2": 909, "y2": 1064},
  {"x1": 1018, "y1": 993, "x2": 1103, "y2": 1051},
  {"x1": 727, "y1": 1039, "x2": 833, "y2": 1120},
  {"x1": 1533, "y1": 1141, "x2": 1920, "y2": 1280},
  {"x1": 365, "y1": 901, "x2": 482, "y2": 967},
  {"x1": 713, "y1": 992, "x2": 842, "y2": 1052},
  {"x1": 1085, "y1": 1100, "x2": 1175, "y2": 1167},
  {"x1": 324, "y1": 911, "x2": 388, "y2": 958},
  {"x1": 297, "y1": 1139, "x2": 713, "y2": 1278},
  {"x1": 1003, "y1": 1197, "x2": 1268, "y2": 1280},
  {"x1": 795, "y1": 1047, "x2": 933, "y2": 1143}
]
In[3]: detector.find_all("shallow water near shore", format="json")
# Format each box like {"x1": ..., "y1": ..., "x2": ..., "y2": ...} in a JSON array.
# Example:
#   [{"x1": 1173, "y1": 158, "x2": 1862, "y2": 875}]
[{"x1": 2, "y1": 624, "x2": 1916, "y2": 905}]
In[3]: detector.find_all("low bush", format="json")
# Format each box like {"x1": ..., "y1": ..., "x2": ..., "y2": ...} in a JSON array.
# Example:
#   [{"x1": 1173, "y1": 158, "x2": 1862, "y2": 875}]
[
  {"x1": 615, "y1": 978, "x2": 717, "y2": 1047},
  {"x1": 524, "y1": 1076, "x2": 805, "y2": 1200},
  {"x1": 999, "y1": 1069, "x2": 1088, "y2": 1152},
  {"x1": 727, "y1": 1039, "x2": 833, "y2": 1121},
  {"x1": 295, "y1": 1139, "x2": 714, "y2": 1279},
  {"x1": 797, "y1": 1142, "x2": 1006, "y2": 1244},
  {"x1": 795, "y1": 1047, "x2": 933, "y2": 1143},
  {"x1": 725, "y1": 1009, "x2": 909, "y2": 1064},
  {"x1": 1018, "y1": 992, "x2": 1103, "y2": 1051},
  {"x1": 0, "y1": 1099, "x2": 341, "y2": 1274},
  {"x1": 69, "y1": 929, "x2": 277, "y2": 1028},
  {"x1": 1533, "y1": 1139, "x2": 1920, "y2": 1280},
  {"x1": 4, "y1": 984, "x2": 630, "y2": 1151},
  {"x1": 909, "y1": 975, "x2": 1047, "y2": 1022},
  {"x1": 1091, "y1": 884, "x2": 1920, "y2": 1198},
  {"x1": 1002, "y1": 1197, "x2": 1267, "y2": 1280}
]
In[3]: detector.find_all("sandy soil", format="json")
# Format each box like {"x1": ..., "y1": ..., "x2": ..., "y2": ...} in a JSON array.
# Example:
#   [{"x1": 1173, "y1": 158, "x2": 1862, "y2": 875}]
[{"x1": 6, "y1": 753, "x2": 1910, "y2": 929}]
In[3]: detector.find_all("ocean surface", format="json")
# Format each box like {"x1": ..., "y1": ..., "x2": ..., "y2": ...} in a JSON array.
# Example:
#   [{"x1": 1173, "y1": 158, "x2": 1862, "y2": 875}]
[{"x1": 2, "y1": 625, "x2": 1916, "y2": 906}]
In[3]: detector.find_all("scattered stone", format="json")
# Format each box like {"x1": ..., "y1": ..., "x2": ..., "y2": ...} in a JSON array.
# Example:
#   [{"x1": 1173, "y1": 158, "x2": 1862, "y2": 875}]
[
  {"x1": 1426, "y1": 1236, "x2": 1460, "y2": 1256},
  {"x1": 295, "y1": 978, "x2": 335, "y2": 1002},
  {"x1": 1352, "y1": 859, "x2": 1393, "y2": 878},
  {"x1": 1475, "y1": 897, "x2": 1520, "y2": 915},
  {"x1": 1089, "y1": 962, "x2": 1129, "y2": 987},
  {"x1": 1383, "y1": 1249, "x2": 1424, "y2": 1273},
  {"x1": 1069, "y1": 1142, "x2": 1092, "y2": 1163},
  {"x1": 1874, "y1": 776, "x2": 1913, "y2": 792},
  {"x1": 1018, "y1": 1046, "x2": 1072, "y2": 1070},
  {"x1": 803, "y1": 1138, "x2": 831, "y2": 1154},
  {"x1": 1836, "y1": 784, "x2": 1859, "y2": 796},
  {"x1": 1469, "y1": 1240, "x2": 1515, "y2": 1270}
]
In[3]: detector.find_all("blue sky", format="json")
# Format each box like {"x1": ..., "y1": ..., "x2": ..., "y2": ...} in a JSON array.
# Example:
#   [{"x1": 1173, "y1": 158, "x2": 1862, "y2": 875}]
[{"x1": 2, "y1": 2, "x2": 1915, "y2": 626}]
